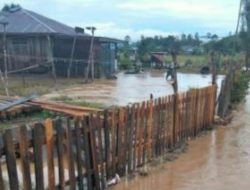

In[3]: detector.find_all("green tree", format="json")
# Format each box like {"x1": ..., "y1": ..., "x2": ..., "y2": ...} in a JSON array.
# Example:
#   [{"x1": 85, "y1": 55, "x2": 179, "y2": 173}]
[
  {"x1": 117, "y1": 35, "x2": 134, "y2": 70},
  {"x1": 181, "y1": 34, "x2": 187, "y2": 41},
  {"x1": 2, "y1": 3, "x2": 20, "y2": 11}
]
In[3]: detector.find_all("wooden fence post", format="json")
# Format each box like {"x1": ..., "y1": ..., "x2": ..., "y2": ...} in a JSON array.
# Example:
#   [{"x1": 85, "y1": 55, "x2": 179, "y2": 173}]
[
  {"x1": 45, "y1": 119, "x2": 55, "y2": 190},
  {"x1": 74, "y1": 118, "x2": 84, "y2": 190},
  {"x1": 55, "y1": 119, "x2": 65, "y2": 190},
  {"x1": 66, "y1": 119, "x2": 76, "y2": 190},
  {"x1": 82, "y1": 117, "x2": 93, "y2": 190},
  {"x1": 172, "y1": 93, "x2": 179, "y2": 147},
  {"x1": 3, "y1": 129, "x2": 19, "y2": 190},
  {"x1": 33, "y1": 123, "x2": 45, "y2": 190},
  {"x1": 19, "y1": 125, "x2": 32, "y2": 190}
]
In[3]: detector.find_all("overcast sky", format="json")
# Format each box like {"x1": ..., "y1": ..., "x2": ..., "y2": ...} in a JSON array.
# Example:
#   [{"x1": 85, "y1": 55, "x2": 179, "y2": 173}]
[{"x1": 0, "y1": 0, "x2": 240, "y2": 40}]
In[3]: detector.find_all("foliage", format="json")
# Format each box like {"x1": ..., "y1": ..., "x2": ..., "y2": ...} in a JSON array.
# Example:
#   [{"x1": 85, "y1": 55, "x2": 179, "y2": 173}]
[
  {"x1": 0, "y1": 110, "x2": 55, "y2": 131},
  {"x1": 204, "y1": 35, "x2": 243, "y2": 55},
  {"x1": 135, "y1": 33, "x2": 231, "y2": 66},
  {"x1": 185, "y1": 59, "x2": 193, "y2": 66},
  {"x1": 231, "y1": 71, "x2": 250, "y2": 103},
  {"x1": 117, "y1": 36, "x2": 135, "y2": 70},
  {"x1": 118, "y1": 52, "x2": 134, "y2": 70},
  {"x1": 121, "y1": 32, "x2": 245, "y2": 70},
  {"x1": 164, "y1": 55, "x2": 208, "y2": 66},
  {"x1": 136, "y1": 34, "x2": 202, "y2": 63},
  {"x1": 2, "y1": 3, "x2": 20, "y2": 11}
]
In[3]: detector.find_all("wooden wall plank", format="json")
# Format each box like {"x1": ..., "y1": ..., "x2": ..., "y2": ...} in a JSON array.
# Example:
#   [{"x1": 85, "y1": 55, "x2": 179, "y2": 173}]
[
  {"x1": 89, "y1": 114, "x2": 101, "y2": 190},
  {"x1": 133, "y1": 104, "x2": 139, "y2": 170},
  {"x1": 33, "y1": 123, "x2": 45, "y2": 190},
  {"x1": 3, "y1": 129, "x2": 19, "y2": 190},
  {"x1": 74, "y1": 118, "x2": 84, "y2": 190},
  {"x1": 82, "y1": 117, "x2": 93, "y2": 190},
  {"x1": 55, "y1": 119, "x2": 65, "y2": 190},
  {"x1": 66, "y1": 119, "x2": 76, "y2": 190},
  {"x1": 19, "y1": 125, "x2": 32, "y2": 190},
  {"x1": 117, "y1": 107, "x2": 125, "y2": 175},
  {"x1": 103, "y1": 110, "x2": 111, "y2": 179},
  {"x1": 45, "y1": 119, "x2": 55, "y2": 190},
  {"x1": 96, "y1": 113, "x2": 106, "y2": 189},
  {"x1": 110, "y1": 108, "x2": 117, "y2": 176},
  {"x1": 127, "y1": 105, "x2": 134, "y2": 173},
  {"x1": 142, "y1": 102, "x2": 148, "y2": 164},
  {"x1": 138, "y1": 102, "x2": 145, "y2": 166}
]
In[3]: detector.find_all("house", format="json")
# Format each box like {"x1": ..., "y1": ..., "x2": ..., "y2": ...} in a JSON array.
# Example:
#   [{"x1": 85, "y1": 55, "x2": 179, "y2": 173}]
[
  {"x1": 0, "y1": 6, "x2": 121, "y2": 78},
  {"x1": 151, "y1": 52, "x2": 167, "y2": 69}
]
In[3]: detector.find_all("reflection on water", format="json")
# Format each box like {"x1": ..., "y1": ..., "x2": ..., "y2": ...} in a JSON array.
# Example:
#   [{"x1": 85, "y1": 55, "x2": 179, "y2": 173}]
[
  {"x1": 43, "y1": 71, "x2": 224, "y2": 107},
  {"x1": 113, "y1": 88, "x2": 250, "y2": 190},
  {"x1": 107, "y1": 72, "x2": 224, "y2": 106}
]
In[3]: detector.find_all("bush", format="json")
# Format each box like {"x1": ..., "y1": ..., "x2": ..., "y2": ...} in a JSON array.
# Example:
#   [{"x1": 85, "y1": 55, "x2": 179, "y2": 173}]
[
  {"x1": 118, "y1": 54, "x2": 134, "y2": 70},
  {"x1": 185, "y1": 59, "x2": 193, "y2": 66},
  {"x1": 231, "y1": 72, "x2": 250, "y2": 103}
]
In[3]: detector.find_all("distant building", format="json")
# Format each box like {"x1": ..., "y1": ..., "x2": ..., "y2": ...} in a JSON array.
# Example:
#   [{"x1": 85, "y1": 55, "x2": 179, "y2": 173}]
[
  {"x1": 0, "y1": 6, "x2": 121, "y2": 78},
  {"x1": 151, "y1": 52, "x2": 167, "y2": 68},
  {"x1": 182, "y1": 45, "x2": 204, "y2": 55}
]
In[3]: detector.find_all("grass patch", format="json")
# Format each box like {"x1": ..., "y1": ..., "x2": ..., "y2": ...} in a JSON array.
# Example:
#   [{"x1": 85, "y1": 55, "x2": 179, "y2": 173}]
[
  {"x1": 51, "y1": 95, "x2": 105, "y2": 109},
  {"x1": 0, "y1": 110, "x2": 56, "y2": 131},
  {"x1": 66, "y1": 100, "x2": 105, "y2": 109},
  {"x1": 0, "y1": 74, "x2": 85, "y2": 96}
]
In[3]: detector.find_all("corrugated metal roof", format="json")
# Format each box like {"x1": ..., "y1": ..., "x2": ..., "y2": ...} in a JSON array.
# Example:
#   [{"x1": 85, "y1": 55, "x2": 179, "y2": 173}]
[
  {"x1": 152, "y1": 54, "x2": 165, "y2": 63},
  {"x1": 0, "y1": 7, "x2": 90, "y2": 37}
]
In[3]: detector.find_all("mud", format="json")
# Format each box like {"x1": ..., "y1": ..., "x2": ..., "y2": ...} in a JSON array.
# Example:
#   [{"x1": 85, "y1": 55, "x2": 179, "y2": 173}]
[
  {"x1": 113, "y1": 89, "x2": 250, "y2": 190},
  {"x1": 42, "y1": 71, "x2": 224, "y2": 107}
]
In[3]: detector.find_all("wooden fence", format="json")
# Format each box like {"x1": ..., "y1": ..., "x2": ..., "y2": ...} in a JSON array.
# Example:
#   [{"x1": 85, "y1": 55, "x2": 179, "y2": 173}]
[
  {"x1": 218, "y1": 66, "x2": 235, "y2": 118},
  {"x1": 0, "y1": 85, "x2": 216, "y2": 190}
]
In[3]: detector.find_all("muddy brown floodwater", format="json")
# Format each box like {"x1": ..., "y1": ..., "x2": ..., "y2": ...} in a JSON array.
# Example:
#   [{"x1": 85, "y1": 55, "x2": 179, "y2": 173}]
[
  {"x1": 42, "y1": 71, "x2": 224, "y2": 107},
  {"x1": 113, "y1": 89, "x2": 250, "y2": 190}
]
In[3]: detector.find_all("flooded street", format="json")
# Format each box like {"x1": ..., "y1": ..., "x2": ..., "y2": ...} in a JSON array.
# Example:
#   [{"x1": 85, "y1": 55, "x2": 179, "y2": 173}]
[
  {"x1": 113, "y1": 89, "x2": 250, "y2": 190},
  {"x1": 43, "y1": 71, "x2": 224, "y2": 107}
]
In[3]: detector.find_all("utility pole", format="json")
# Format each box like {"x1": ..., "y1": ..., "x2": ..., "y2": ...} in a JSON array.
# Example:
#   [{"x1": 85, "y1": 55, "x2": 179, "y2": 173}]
[
  {"x1": 237, "y1": 0, "x2": 250, "y2": 70},
  {"x1": 68, "y1": 33, "x2": 77, "y2": 79},
  {"x1": 171, "y1": 51, "x2": 178, "y2": 93},
  {"x1": 210, "y1": 51, "x2": 217, "y2": 85},
  {"x1": 171, "y1": 50, "x2": 178, "y2": 146},
  {"x1": 85, "y1": 26, "x2": 96, "y2": 83},
  {"x1": 67, "y1": 27, "x2": 84, "y2": 79},
  {"x1": 0, "y1": 21, "x2": 9, "y2": 96}
]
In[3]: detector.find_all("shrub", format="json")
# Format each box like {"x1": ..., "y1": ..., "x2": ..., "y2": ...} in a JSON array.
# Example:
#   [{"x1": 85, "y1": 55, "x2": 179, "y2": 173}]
[
  {"x1": 185, "y1": 59, "x2": 193, "y2": 67},
  {"x1": 118, "y1": 54, "x2": 134, "y2": 70},
  {"x1": 231, "y1": 72, "x2": 250, "y2": 103}
]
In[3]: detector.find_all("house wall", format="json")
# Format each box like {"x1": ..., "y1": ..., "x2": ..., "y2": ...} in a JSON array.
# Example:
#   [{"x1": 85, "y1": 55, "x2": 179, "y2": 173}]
[
  {"x1": 96, "y1": 42, "x2": 117, "y2": 77},
  {"x1": 0, "y1": 34, "x2": 118, "y2": 78},
  {"x1": 53, "y1": 37, "x2": 117, "y2": 78},
  {"x1": 52, "y1": 36, "x2": 90, "y2": 77},
  {"x1": 0, "y1": 35, "x2": 49, "y2": 73}
]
